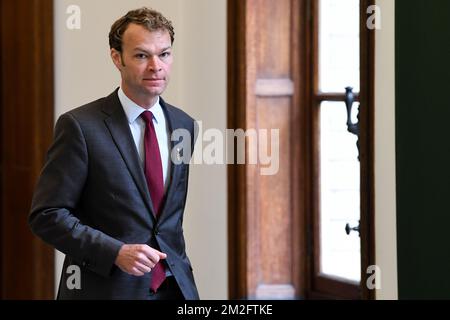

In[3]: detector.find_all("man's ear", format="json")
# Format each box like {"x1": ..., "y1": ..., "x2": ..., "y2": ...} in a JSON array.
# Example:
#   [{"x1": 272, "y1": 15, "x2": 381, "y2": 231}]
[{"x1": 110, "y1": 48, "x2": 123, "y2": 69}]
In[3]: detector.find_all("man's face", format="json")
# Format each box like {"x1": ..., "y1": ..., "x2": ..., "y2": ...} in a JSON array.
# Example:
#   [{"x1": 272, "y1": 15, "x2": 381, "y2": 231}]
[{"x1": 111, "y1": 23, "x2": 173, "y2": 107}]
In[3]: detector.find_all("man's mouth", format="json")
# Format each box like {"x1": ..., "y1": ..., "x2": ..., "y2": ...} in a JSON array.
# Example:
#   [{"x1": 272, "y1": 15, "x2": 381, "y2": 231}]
[{"x1": 143, "y1": 78, "x2": 164, "y2": 86}]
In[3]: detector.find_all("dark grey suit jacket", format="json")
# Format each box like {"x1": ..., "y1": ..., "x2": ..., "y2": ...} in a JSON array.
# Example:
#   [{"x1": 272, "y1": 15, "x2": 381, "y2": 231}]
[{"x1": 29, "y1": 89, "x2": 199, "y2": 300}]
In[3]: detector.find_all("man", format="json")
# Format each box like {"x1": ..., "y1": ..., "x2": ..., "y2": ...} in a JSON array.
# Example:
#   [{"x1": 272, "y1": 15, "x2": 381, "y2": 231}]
[{"x1": 29, "y1": 7, "x2": 199, "y2": 300}]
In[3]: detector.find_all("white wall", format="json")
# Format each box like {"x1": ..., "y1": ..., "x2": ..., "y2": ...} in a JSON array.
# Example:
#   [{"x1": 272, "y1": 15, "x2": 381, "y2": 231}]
[
  {"x1": 54, "y1": 0, "x2": 227, "y2": 299},
  {"x1": 374, "y1": 0, "x2": 398, "y2": 299}
]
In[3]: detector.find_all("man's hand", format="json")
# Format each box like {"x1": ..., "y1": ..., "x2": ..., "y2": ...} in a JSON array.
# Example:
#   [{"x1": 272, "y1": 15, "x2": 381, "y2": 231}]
[{"x1": 115, "y1": 244, "x2": 167, "y2": 276}]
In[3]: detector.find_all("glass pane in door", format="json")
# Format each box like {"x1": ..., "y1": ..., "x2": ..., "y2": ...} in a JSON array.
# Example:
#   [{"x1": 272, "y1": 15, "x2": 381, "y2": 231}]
[
  {"x1": 320, "y1": 102, "x2": 361, "y2": 282},
  {"x1": 319, "y1": 0, "x2": 360, "y2": 93}
]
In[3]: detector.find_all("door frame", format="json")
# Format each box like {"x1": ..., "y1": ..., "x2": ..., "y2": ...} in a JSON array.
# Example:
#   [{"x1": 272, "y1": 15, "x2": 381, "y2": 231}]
[
  {"x1": 227, "y1": 0, "x2": 375, "y2": 299},
  {"x1": 0, "y1": 0, "x2": 54, "y2": 299}
]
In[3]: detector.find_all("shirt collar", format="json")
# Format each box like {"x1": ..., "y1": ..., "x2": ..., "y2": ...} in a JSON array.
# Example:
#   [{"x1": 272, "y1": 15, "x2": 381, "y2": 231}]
[{"x1": 118, "y1": 87, "x2": 164, "y2": 125}]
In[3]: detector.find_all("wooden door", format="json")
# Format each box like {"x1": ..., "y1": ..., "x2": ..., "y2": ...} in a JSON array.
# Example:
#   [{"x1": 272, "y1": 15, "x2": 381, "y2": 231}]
[
  {"x1": 228, "y1": 0, "x2": 306, "y2": 299},
  {"x1": 228, "y1": 0, "x2": 375, "y2": 299},
  {"x1": 0, "y1": 0, "x2": 54, "y2": 299}
]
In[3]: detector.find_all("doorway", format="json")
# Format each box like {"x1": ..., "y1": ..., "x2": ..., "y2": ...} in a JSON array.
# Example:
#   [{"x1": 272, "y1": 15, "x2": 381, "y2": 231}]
[
  {"x1": 0, "y1": 0, "x2": 54, "y2": 299},
  {"x1": 227, "y1": 0, "x2": 375, "y2": 299}
]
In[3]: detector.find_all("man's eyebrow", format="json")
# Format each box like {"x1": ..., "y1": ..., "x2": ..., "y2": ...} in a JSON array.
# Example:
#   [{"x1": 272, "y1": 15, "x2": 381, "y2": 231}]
[{"x1": 133, "y1": 46, "x2": 172, "y2": 54}]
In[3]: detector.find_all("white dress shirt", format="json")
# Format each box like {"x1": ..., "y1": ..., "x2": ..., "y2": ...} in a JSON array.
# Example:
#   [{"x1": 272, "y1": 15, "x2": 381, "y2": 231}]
[{"x1": 118, "y1": 88, "x2": 171, "y2": 192}]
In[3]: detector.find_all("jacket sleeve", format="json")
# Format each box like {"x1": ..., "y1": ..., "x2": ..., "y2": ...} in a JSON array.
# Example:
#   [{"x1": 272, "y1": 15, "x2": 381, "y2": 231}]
[{"x1": 28, "y1": 112, "x2": 123, "y2": 277}]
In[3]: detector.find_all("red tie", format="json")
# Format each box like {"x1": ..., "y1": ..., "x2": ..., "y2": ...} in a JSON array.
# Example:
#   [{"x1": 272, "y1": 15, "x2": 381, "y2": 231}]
[{"x1": 141, "y1": 111, "x2": 166, "y2": 292}]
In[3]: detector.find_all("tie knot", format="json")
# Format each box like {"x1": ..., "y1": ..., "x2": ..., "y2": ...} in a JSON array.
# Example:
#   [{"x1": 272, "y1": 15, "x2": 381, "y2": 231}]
[{"x1": 140, "y1": 111, "x2": 154, "y2": 125}]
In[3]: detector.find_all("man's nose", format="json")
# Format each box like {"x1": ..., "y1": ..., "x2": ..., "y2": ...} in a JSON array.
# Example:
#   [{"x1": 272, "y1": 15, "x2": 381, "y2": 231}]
[{"x1": 148, "y1": 56, "x2": 162, "y2": 72}]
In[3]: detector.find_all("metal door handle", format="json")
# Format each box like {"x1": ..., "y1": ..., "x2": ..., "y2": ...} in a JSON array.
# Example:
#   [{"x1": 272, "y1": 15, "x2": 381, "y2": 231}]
[
  {"x1": 345, "y1": 220, "x2": 360, "y2": 237},
  {"x1": 344, "y1": 86, "x2": 360, "y2": 161}
]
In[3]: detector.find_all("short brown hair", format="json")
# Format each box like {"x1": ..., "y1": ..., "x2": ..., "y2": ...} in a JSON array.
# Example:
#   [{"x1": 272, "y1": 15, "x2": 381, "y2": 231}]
[{"x1": 109, "y1": 7, "x2": 175, "y2": 51}]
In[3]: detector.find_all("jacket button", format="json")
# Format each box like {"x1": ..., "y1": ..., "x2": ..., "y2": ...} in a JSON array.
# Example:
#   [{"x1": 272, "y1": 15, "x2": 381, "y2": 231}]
[{"x1": 154, "y1": 227, "x2": 159, "y2": 235}]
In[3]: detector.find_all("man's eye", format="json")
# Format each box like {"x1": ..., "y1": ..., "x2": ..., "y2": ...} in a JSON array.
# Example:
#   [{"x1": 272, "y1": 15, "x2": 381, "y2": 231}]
[
  {"x1": 135, "y1": 54, "x2": 147, "y2": 59},
  {"x1": 160, "y1": 52, "x2": 171, "y2": 58}
]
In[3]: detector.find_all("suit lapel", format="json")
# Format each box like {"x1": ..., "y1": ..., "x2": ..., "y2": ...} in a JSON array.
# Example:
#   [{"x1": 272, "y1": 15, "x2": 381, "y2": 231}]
[
  {"x1": 159, "y1": 98, "x2": 185, "y2": 221},
  {"x1": 101, "y1": 90, "x2": 156, "y2": 222}
]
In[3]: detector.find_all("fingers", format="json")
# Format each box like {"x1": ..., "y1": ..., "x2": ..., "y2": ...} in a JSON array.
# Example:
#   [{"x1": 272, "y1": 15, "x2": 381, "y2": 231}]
[
  {"x1": 135, "y1": 261, "x2": 152, "y2": 274},
  {"x1": 140, "y1": 245, "x2": 167, "y2": 264},
  {"x1": 126, "y1": 260, "x2": 153, "y2": 277},
  {"x1": 158, "y1": 252, "x2": 167, "y2": 259},
  {"x1": 129, "y1": 268, "x2": 144, "y2": 276},
  {"x1": 147, "y1": 252, "x2": 162, "y2": 265},
  {"x1": 134, "y1": 251, "x2": 154, "y2": 267},
  {"x1": 130, "y1": 266, "x2": 145, "y2": 277},
  {"x1": 127, "y1": 255, "x2": 154, "y2": 276},
  {"x1": 115, "y1": 244, "x2": 167, "y2": 276}
]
